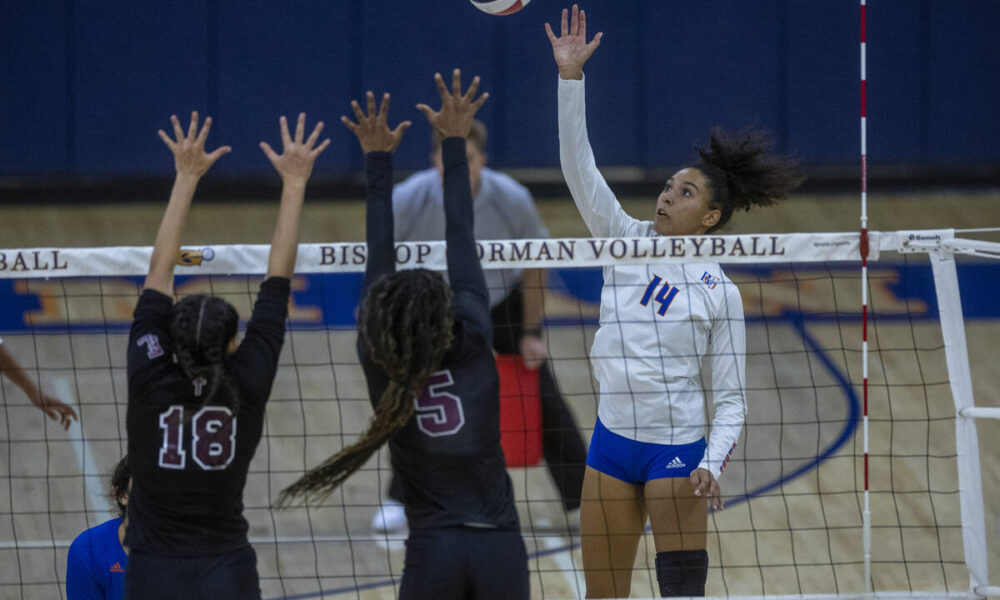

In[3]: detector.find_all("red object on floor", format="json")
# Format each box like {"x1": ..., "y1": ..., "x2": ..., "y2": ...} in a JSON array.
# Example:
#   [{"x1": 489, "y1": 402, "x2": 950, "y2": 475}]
[{"x1": 496, "y1": 354, "x2": 542, "y2": 467}]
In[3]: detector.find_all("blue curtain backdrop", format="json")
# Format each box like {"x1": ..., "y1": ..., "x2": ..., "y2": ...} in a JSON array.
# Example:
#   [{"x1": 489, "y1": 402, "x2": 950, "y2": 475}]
[{"x1": 2, "y1": 0, "x2": 998, "y2": 175}]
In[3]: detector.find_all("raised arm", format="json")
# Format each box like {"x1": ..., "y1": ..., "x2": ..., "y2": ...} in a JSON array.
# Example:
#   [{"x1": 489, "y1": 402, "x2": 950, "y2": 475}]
[
  {"x1": 416, "y1": 70, "x2": 491, "y2": 313},
  {"x1": 146, "y1": 112, "x2": 231, "y2": 296},
  {"x1": 341, "y1": 92, "x2": 412, "y2": 291},
  {"x1": 546, "y1": 6, "x2": 640, "y2": 238},
  {"x1": 260, "y1": 113, "x2": 330, "y2": 279}
]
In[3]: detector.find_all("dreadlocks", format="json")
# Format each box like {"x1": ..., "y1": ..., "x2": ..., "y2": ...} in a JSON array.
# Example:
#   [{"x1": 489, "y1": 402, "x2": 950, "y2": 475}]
[
  {"x1": 276, "y1": 269, "x2": 455, "y2": 506},
  {"x1": 696, "y1": 126, "x2": 804, "y2": 233},
  {"x1": 169, "y1": 294, "x2": 241, "y2": 413}
]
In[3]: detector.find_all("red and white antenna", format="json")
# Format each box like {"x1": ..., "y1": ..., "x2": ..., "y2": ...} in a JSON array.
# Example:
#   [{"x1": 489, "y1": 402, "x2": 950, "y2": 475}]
[{"x1": 860, "y1": 0, "x2": 872, "y2": 594}]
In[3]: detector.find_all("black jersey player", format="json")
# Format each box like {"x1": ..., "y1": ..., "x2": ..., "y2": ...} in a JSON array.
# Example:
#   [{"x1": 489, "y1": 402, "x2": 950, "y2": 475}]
[
  {"x1": 125, "y1": 112, "x2": 328, "y2": 599},
  {"x1": 278, "y1": 72, "x2": 529, "y2": 599}
]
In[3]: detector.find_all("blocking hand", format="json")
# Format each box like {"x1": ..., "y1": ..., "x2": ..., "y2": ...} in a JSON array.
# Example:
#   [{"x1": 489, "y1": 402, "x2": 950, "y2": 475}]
[
  {"x1": 260, "y1": 113, "x2": 331, "y2": 184},
  {"x1": 341, "y1": 92, "x2": 411, "y2": 154},
  {"x1": 416, "y1": 69, "x2": 488, "y2": 140},
  {"x1": 157, "y1": 111, "x2": 231, "y2": 177}
]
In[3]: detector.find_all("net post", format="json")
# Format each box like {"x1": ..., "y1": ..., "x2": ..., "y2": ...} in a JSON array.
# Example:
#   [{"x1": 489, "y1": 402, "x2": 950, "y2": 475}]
[{"x1": 929, "y1": 249, "x2": 991, "y2": 593}]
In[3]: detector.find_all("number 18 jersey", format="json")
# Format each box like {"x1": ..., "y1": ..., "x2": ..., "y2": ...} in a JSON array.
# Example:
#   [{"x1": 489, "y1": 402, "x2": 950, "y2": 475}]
[{"x1": 125, "y1": 277, "x2": 290, "y2": 556}]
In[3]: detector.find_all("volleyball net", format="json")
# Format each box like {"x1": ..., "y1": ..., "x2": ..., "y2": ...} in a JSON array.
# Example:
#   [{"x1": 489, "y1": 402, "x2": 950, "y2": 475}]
[{"x1": 0, "y1": 229, "x2": 997, "y2": 599}]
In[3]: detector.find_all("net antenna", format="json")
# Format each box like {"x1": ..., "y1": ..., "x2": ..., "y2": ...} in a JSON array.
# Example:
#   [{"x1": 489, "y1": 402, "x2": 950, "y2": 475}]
[{"x1": 859, "y1": 0, "x2": 872, "y2": 593}]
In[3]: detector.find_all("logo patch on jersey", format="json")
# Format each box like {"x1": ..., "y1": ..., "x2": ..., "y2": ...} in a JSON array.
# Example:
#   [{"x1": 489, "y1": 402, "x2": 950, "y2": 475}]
[
  {"x1": 136, "y1": 333, "x2": 164, "y2": 359},
  {"x1": 109, "y1": 562, "x2": 124, "y2": 573},
  {"x1": 700, "y1": 271, "x2": 720, "y2": 289},
  {"x1": 666, "y1": 456, "x2": 686, "y2": 469}
]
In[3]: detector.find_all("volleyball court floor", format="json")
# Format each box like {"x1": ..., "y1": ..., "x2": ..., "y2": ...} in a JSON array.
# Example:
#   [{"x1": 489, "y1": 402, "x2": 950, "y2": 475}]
[{"x1": 1, "y1": 264, "x2": 997, "y2": 600}]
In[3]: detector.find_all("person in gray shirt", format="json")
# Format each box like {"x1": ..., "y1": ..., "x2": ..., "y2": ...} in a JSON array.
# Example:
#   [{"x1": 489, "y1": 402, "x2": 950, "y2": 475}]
[{"x1": 371, "y1": 119, "x2": 587, "y2": 532}]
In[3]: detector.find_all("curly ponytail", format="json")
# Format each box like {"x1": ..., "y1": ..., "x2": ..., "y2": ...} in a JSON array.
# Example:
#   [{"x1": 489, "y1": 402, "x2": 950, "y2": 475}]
[
  {"x1": 169, "y1": 295, "x2": 241, "y2": 413},
  {"x1": 696, "y1": 126, "x2": 804, "y2": 233},
  {"x1": 277, "y1": 269, "x2": 454, "y2": 507}
]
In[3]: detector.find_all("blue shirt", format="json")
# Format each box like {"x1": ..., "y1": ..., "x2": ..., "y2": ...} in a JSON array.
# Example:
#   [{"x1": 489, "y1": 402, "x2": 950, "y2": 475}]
[{"x1": 66, "y1": 518, "x2": 127, "y2": 600}]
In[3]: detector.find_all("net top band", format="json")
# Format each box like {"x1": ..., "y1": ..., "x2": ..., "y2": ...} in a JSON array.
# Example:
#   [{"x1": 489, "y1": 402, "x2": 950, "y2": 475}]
[{"x1": 0, "y1": 230, "x2": 956, "y2": 279}]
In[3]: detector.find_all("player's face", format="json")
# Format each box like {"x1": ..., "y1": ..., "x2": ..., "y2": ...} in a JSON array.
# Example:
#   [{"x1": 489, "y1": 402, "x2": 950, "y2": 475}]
[
  {"x1": 432, "y1": 140, "x2": 487, "y2": 194},
  {"x1": 653, "y1": 168, "x2": 721, "y2": 236}
]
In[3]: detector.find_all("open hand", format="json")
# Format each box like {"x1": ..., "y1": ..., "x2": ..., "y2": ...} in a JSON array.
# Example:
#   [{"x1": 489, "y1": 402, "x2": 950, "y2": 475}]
[
  {"x1": 690, "y1": 468, "x2": 724, "y2": 511},
  {"x1": 260, "y1": 113, "x2": 331, "y2": 184},
  {"x1": 544, "y1": 4, "x2": 603, "y2": 80},
  {"x1": 416, "y1": 69, "x2": 488, "y2": 140},
  {"x1": 157, "y1": 112, "x2": 231, "y2": 177},
  {"x1": 341, "y1": 92, "x2": 411, "y2": 154},
  {"x1": 31, "y1": 392, "x2": 78, "y2": 431}
]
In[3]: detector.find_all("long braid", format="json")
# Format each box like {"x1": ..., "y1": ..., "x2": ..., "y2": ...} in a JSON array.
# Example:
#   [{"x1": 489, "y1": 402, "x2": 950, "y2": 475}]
[{"x1": 277, "y1": 269, "x2": 454, "y2": 507}]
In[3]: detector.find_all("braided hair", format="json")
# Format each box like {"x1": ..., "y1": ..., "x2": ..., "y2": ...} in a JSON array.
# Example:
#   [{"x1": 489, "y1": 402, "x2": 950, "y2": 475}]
[
  {"x1": 277, "y1": 269, "x2": 454, "y2": 506},
  {"x1": 169, "y1": 295, "x2": 241, "y2": 413},
  {"x1": 109, "y1": 455, "x2": 130, "y2": 519},
  {"x1": 695, "y1": 126, "x2": 804, "y2": 233}
]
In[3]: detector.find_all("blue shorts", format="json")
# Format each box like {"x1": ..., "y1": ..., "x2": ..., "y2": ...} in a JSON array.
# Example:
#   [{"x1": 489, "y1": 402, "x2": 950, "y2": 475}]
[{"x1": 586, "y1": 418, "x2": 707, "y2": 484}]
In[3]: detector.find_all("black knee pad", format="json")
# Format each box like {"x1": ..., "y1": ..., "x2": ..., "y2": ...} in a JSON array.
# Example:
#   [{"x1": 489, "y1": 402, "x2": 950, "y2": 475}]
[{"x1": 654, "y1": 549, "x2": 708, "y2": 597}]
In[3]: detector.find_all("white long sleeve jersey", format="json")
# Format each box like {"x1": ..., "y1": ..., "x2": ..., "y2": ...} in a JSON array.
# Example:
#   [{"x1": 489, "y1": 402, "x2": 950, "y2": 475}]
[{"x1": 558, "y1": 76, "x2": 747, "y2": 480}]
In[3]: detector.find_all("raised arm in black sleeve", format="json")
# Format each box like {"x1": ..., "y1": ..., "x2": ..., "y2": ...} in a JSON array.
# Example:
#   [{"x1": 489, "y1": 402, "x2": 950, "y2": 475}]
[
  {"x1": 441, "y1": 137, "x2": 491, "y2": 335},
  {"x1": 364, "y1": 151, "x2": 396, "y2": 293},
  {"x1": 229, "y1": 276, "x2": 291, "y2": 405}
]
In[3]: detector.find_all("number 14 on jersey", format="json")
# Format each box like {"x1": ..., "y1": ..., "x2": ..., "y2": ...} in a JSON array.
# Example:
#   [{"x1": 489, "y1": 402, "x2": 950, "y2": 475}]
[{"x1": 640, "y1": 275, "x2": 679, "y2": 316}]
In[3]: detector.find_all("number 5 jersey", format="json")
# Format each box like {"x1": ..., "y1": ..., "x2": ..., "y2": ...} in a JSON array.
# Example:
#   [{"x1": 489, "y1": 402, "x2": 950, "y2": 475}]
[
  {"x1": 357, "y1": 141, "x2": 519, "y2": 532},
  {"x1": 125, "y1": 277, "x2": 290, "y2": 556}
]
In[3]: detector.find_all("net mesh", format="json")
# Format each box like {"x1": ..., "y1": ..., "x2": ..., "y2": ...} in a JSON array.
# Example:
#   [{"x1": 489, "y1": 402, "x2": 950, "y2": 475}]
[{"x1": 0, "y1": 232, "x2": 994, "y2": 599}]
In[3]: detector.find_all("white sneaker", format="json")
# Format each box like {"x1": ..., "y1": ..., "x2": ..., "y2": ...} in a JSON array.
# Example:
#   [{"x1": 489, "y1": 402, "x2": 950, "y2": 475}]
[{"x1": 371, "y1": 499, "x2": 407, "y2": 533}]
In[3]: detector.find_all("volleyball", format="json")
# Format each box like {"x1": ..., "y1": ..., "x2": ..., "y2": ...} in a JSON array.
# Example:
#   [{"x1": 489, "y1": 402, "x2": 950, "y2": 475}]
[{"x1": 469, "y1": 0, "x2": 530, "y2": 16}]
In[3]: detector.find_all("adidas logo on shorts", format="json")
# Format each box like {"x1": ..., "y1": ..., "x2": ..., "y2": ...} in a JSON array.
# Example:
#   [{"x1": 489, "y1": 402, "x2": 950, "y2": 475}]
[{"x1": 666, "y1": 457, "x2": 686, "y2": 469}]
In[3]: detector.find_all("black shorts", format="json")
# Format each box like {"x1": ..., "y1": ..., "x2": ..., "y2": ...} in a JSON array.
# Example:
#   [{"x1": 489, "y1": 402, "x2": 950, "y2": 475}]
[
  {"x1": 398, "y1": 526, "x2": 529, "y2": 600},
  {"x1": 124, "y1": 544, "x2": 260, "y2": 600}
]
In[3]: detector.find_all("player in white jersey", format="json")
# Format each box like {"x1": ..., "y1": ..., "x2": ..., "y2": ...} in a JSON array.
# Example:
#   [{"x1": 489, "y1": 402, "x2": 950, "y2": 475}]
[{"x1": 546, "y1": 6, "x2": 803, "y2": 597}]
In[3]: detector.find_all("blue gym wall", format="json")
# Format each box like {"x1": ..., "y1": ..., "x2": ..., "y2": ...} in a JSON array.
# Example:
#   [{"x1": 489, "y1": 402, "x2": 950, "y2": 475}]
[{"x1": 2, "y1": 0, "x2": 998, "y2": 176}]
